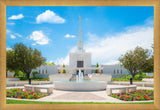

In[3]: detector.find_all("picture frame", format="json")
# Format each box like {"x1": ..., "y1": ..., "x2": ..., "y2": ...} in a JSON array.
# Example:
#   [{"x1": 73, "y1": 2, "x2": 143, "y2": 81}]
[{"x1": 0, "y1": 0, "x2": 160, "y2": 110}]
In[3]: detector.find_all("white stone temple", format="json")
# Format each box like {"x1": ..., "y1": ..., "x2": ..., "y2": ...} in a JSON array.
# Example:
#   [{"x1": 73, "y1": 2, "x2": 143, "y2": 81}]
[{"x1": 69, "y1": 16, "x2": 92, "y2": 75}]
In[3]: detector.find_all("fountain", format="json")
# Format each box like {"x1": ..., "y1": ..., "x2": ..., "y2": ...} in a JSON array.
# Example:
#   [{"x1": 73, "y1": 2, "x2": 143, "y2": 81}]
[
  {"x1": 53, "y1": 69, "x2": 109, "y2": 90},
  {"x1": 76, "y1": 69, "x2": 84, "y2": 82},
  {"x1": 52, "y1": 17, "x2": 111, "y2": 91}
]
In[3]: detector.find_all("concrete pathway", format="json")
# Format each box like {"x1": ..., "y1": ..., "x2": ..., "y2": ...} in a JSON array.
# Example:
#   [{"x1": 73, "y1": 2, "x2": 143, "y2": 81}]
[{"x1": 6, "y1": 85, "x2": 154, "y2": 103}]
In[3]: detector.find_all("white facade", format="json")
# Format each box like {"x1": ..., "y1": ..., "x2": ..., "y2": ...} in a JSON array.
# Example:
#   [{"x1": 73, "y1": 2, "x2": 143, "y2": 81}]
[
  {"x1": 69, "y1": 52, "x2": 91, "y2": 74},
  {"x1": 68, "y1": 16, "x2": 92, "y2": 74}
]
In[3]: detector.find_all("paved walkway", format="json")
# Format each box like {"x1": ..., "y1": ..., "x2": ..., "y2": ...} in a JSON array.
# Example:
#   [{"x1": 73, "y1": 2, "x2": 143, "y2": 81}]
[{"x1": 6, "y1": 85, "x2": 154, "y2": 103}]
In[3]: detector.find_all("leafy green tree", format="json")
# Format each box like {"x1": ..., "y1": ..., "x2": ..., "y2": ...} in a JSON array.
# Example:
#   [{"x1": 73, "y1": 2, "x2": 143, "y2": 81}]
[
  {"x1": 7, "y1": 43, "x2": 46, "y2": 78},
  {"x1": 119, "y1": 46, "x2": 151, "y2": 78},
  {"x1": 142, "y1": 55, "x2": 153, "y2": 72}
]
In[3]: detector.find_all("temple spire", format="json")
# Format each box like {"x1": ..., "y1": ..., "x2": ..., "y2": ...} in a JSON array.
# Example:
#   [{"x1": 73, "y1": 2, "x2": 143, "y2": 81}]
[
  {"x1": 79, "y1": 16, "x2": 82, "y2": 42},
  {"x1": 77, "y1": 16, "x2": 83, "y2": 51}
]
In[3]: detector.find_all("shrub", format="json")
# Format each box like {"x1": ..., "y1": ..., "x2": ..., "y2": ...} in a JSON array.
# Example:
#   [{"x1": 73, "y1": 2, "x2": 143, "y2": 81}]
[
  {"x1": 14, "y1": 71, "x2": 26, "y2": 79},
  {"x1": 134, "y1": 72, "x2": 146, "y2": 80},
  {"x1": 31, "y1": 71, "x2": 39, "y2": 78},
  {"x1": 62, "y1": 69, "x2": 66, "y2": 74},
  {"x1": 126, "y1": 74, "x2": 132, "y2": 80}
]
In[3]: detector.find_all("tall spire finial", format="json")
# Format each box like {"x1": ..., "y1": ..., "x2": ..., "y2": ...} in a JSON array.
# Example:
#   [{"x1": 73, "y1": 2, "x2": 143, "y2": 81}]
[
  {"x1": 77, "y1": 16, "x2": 83, "y2": 51},
  {"x1": 79, "y1": 16, "x2": 82, "y2": 42}
]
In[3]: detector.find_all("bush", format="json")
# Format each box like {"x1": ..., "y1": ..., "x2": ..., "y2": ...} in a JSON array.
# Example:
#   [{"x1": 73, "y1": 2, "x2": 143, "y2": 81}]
[
  {"x1": 31, "y1": 71, "x2": 39, "y2": 78},
  {"x1": 62, "y1": 69, "x2": 66, "y2": 74},
  {"x1": 126, "y1": 74, "x2": 132, "y2": 80},
  {"x1": 134, "y1": 72, "x2": 146, "y2": 80},
  {"x1": 14, "y1": 71, "x2": 26, "y2": 79}
]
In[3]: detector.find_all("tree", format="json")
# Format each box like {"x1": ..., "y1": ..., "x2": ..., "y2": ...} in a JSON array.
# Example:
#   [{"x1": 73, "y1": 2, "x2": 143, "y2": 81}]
[
  {"x1": 7, "y1": 43, "x2": 46, "y2": 78},
  {"x1": 95, "y1": 62, "x2": 100, "y2": 73},
  {"x1": 142, "y1": 55, "x2": 153, "y2": 72},
  {"x1": 96, "y1": 62, "x2": 99, "y2": 68},
  {"x1": 62, "y1": 64, "x2": 66, "y2": 73},
  {"x1": 119, "y1": 46, "x2": 151, "y2": 78}
]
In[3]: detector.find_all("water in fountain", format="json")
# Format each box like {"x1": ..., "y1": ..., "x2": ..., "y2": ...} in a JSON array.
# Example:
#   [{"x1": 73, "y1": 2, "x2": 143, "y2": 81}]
[{"x1": 76, "y1": 69, "x2": 84, "y2": 82}]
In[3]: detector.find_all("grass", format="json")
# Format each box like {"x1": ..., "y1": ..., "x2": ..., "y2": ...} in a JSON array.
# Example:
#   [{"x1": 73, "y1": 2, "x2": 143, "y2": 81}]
[
  {"x1": 6, "y1": 99, "x2": 154, "y2": 104},
  {"x1": 111, "y1": 78, "x2": 143, "y2": 82}
]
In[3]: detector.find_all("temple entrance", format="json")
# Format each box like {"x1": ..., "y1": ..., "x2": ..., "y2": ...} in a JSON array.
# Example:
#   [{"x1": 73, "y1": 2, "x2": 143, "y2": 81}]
[
  {"x1": 77, "y1": 61, "x2": 83, "y2": 67},
  {"x1": 77, "y1": 61, "x2": 84, "y2": 75}
]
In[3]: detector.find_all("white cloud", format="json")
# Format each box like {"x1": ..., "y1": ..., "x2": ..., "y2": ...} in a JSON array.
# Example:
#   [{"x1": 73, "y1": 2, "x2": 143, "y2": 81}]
[
  {"x1": 7, "y1": 22, "x2": 15, "y2": 25},
  {"x1": 55, "y1": 55, "x2": 69, "y2": 65},
  {"x1": 84, "y1": 26, "x2": 153, "y2": 64},
  {"x1": 7, "y1": 29, "x2": 11, "y2": 34},
  {"x1": 14, "y1": 33, "x2": 22, "y2": 37},
  {"x1": 32, "y1": 43, "x2": 36, "y2": 46},
  {"x1": 8, "y1": 14, "x2": 24, "y2": 20},
  {"x1": 49, "y1": 60, "x2": 54, "y2": 63},
  {"x1": 36, "y1": 10, "x2": 65, "y2": 24},
  {"x1": 64, "y1": 34, "x2": 76, "y2": 38},
  {"x1": 55, "y1": 17, "x2": 153, "y2": 65},
  {"x1": 30, "y1": 31, "x2": 49, "y2": 45},
  {"x1": 7, "y1": 29, "x2": 22, "y2": 38},
  {"x1": 6, "y1": 48, "x2": 13, "y2": 51},
  {"x1": 10, "y1": 34, "x2": 16, "y2": 39}
]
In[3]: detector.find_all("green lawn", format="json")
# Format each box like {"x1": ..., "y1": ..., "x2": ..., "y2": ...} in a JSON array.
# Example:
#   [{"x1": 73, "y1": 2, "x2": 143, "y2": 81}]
[{"x1": 6, "y1": 99, "x2": 154, "y2": 104}]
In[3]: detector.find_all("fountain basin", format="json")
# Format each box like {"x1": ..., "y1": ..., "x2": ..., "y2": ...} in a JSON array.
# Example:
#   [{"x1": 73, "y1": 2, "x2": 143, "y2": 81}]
[{"x1": 54, "y1": 81, "x2": 107, "y2": 91}]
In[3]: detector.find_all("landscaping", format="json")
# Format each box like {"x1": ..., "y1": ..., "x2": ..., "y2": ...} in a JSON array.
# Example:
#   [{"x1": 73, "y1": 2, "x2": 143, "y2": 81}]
[
  {"x1": 110, "y1": 89, "x2": 154, "y2": 101},
  {"x1": 111, "y1": 73, "x2": 153, "y2": 82},
  {"x1": 6, "y1": 88, "x2": 48, "y2": 99},
  {"x1": 9, "y1": 70, "x2": 50, "y2": 81},
  {"x1": 6, "y1": 99, "x2": 154, "y2": 104}
]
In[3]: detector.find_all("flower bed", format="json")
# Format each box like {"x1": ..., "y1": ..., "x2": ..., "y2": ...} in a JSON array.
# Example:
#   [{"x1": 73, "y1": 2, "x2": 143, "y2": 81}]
[
  {"x1": 6, "y1": 88, "x2": 48, "y2": 99},
  {"x1": 7, "y1": 77, "x2": 16, "y2": 78},
  {"x1": 110, "y1": 90, "x2": 154, "y2": 101}
]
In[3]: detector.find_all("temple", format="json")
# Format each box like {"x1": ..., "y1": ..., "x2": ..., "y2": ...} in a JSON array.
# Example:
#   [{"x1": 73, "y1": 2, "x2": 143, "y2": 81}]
[{"x1": 69, "y1": 16, "x2": 92, "y2": 75}]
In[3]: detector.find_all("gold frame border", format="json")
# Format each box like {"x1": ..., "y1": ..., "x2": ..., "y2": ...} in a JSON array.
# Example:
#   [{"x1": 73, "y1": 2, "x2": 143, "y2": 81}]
[{"x1": 0, "y1": 0, "x2": 160, "y2": 110}]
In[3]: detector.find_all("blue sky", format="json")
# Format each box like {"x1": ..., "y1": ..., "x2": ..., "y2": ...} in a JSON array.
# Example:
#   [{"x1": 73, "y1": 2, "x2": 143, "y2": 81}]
[{"x1": 6, "y1": 6, "x2": 154, "y2": 65}]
